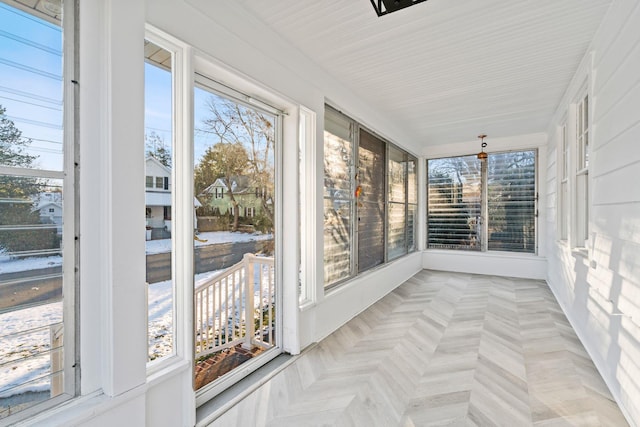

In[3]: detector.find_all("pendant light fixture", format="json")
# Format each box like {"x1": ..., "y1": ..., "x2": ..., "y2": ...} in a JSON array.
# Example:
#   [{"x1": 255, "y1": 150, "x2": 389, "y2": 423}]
[{"x1": 477, "y1": 134, "x2": 488, "y2": 161}]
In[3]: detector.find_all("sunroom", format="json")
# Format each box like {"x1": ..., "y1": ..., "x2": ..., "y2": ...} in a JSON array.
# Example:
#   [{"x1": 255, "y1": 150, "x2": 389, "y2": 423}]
[{"x1": 0, "y1": 0, "x2": 638, "y2": 426}]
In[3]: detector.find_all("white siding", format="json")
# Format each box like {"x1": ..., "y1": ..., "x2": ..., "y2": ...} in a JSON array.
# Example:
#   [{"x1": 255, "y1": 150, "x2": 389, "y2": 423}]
[{"x1": 546, "y1": 0, "x2": 640, "y2": 424}]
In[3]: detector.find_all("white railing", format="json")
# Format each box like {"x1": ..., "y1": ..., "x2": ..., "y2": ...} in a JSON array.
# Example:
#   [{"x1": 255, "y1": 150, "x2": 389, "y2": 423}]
[{"x1": 194, "y1": 253, "x2": 275, "y2": 360}]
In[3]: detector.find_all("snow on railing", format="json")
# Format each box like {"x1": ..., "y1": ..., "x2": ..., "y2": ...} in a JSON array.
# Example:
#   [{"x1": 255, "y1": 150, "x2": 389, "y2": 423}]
[{"x1": 194, "y1": 253, "x2": 275, "y2": 360}]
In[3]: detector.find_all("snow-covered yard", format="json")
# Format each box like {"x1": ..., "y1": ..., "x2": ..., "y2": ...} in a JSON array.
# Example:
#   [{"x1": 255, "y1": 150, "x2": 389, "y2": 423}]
[
  {"x1": 1, "y1": 231, "x2": 274, "y2": 399},
  {"x1": 0, "y1": 231, "x2": 273, "y2": 273},
  {"x1": 0, "y1": 303, "x2": 62, "y2": 400}
]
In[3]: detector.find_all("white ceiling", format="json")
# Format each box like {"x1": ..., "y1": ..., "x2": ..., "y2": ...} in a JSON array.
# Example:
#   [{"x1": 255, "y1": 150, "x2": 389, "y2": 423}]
[{"x1": 238, "y1": 0, "x2": 611, "y2": 147}]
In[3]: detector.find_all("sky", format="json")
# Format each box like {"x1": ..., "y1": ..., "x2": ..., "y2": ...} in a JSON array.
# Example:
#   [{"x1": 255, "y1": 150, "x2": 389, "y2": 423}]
[{"x1": 0, "y1": 2, "x2": 63, "y2": 172}]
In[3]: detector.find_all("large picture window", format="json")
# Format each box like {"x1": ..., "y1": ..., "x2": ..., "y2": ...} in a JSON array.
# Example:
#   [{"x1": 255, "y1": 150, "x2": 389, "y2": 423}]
[
  {"x1": 427, "y1": 150, "x2": 536, "y2": 254},
  {"x1": 323, "y1": 106, "x2": 417, "y2": 288},
  {"x1": 0, "y1": 0, "x2": 75, "y2": 421}
]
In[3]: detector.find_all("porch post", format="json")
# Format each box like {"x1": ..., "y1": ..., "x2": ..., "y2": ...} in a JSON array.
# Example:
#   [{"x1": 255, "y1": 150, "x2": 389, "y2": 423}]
[{"x1": 243, "y1": 253, "x2": 255, "y2": 349}]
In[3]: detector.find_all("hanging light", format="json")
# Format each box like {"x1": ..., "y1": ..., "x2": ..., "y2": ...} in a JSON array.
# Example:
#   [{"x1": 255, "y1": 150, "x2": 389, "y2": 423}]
[
  {"x1": 477, "y1": 134, "x2": 488, "y2": 161},
  {"x1": 370, "y1": 0, "x2": 429, "y2": 17}
]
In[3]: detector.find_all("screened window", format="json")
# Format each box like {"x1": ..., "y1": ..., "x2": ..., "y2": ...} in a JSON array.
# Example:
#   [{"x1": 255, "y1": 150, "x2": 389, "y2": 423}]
[
  {"x1": 146, "y1": 175, "x2": 153, "y2": 188},
  {"x1": 0, "y1": 0, "x2": 75, "y2": 420},
  {"x1": 428, "y1": 151, "x2": 536, "y2": 253},
  {"x1": 323, "y1": 106, "x2": 417, "y2": 288}
]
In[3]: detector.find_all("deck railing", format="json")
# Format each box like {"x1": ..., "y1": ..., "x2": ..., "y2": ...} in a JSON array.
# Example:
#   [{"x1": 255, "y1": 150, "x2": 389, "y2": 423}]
[{"x1": 194, "y1": 253, "x2": 275, "y2": 360}]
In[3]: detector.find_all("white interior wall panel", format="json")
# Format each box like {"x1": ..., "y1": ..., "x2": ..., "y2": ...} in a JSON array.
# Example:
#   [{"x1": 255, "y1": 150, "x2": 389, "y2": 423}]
[{"x1": 545, "y1": 0, "x2": 640, "y2": 423}]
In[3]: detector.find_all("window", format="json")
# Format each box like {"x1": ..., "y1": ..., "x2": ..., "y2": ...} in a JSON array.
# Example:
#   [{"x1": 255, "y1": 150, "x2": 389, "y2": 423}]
[
  {"x1": 427, "y1": 155, "x2": 481, "y2": 250},
  {"x1": 323, "y1": 106, "x2": 417, "y2": 288},
  {"x1": 388, "y1": 145, "x2": 418, "y2": 259},
  {"x1": 427, "y1": 150, "x2": 537, "y2": 254},
  {"x1": 559, "y1": 123, "x2": 568, "y2": 241},
  {"x1": 0, "y1": 0, "x2": 75, "y2": 421},
  {"x1": 575, "y1": 94, "x2": 589, "y2": 247},
  {"x1": 193, "y1": 73, "x2": 280, "y2": 401},
  {"x1": 144, "y1": 39, "x2": 175, "y2": 364},
  {"x1": 357, "y1": 129, "x2": 386, "y2": 272}
]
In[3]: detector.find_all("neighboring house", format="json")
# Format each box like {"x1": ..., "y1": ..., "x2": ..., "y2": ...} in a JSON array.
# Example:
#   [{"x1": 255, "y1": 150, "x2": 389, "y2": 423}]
[
  {"x1": 32, "y1": 192, "x2": 63, "y2": 233},
  {"x1": 144, "y1": 156, "x2": 202, "y2": 235},
  {"x1": 199, "y1": 176, "x2": 271, "y2": 220},
  {"x1": 145, "y1": 156, "x2": 172, "y2": 230}
]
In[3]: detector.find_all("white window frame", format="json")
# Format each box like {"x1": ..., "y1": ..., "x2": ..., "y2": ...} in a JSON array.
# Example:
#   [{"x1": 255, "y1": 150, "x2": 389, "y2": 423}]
[
  {"x1": 0, "y1": 0, "x2": 78, "y2": 422},
  {"x1": 558, "y1": 120, "x2": 569, "y2": 241},
  {"x1": 192, "y1": 53, "x2": 295, "y2": 405},
  {"x1": 323, "y1": 105, "x2": 418, "y2": 289},
  {"x1": 144, "y1": 28, "x2": 188, "y2": 375},
  {"x1": 426, "y1": 149, "x2": 538, "y2": 254},
  {"x1": 574, "y1": 92, "x2": 589, "y2": 249},
  {"x1": 298, "y1": 106, "x2": 316, "y2": 308}
]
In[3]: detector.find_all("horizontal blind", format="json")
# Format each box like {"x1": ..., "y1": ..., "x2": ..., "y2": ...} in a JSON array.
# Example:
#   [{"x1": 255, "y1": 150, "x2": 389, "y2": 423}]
[
  {"x1": 323, "y1": 107, "x2": 353, "y2": 286},
  {"x1": 387, "y1": 145, "x2": 406, "y2": 260},
  {"x1": 357, "y1": 129, "x2": 385, "y2": 272},
  {"x1": 487, "y1": 151, "x2": 536, "y2": 253},
  {"x1": 427, "y1": 156, "x2": 481, "y2": 250}
]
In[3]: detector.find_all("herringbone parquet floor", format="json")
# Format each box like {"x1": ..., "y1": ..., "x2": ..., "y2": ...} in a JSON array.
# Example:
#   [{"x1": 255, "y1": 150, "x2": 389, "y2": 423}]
[{"x1": 211, "y1": 270, "x2": 629, "y2": 426}]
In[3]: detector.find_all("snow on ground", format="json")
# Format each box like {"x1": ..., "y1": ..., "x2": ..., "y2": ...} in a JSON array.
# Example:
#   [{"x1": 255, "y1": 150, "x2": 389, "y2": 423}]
[
  {"x1": 147, "y1": 270, "x2": 223, "y2": 361},
  {"x1": 0, "y1": 231, "x2": 273, "y2": 274},
  {"x1": 0, "y1": 303, "x2": 62, "y2": 398},
  {"x1": 0, "y1": 254, "x2": 62, "y2": 274},
  {"x1": 146, "y1": 231, "x2": 273, "y2": 255},
  {"x1": 1, "y1": 231, "x2": 275, "y2": 396}
]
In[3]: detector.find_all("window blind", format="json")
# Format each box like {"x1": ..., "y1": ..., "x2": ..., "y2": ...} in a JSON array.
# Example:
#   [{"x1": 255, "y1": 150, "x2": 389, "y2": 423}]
[
  {"x1": 427, "y1": 156, "x2": 482, "y2": 250},
  {"x1": 487, "y1": 151, "x2": 536, "y2": 253}
]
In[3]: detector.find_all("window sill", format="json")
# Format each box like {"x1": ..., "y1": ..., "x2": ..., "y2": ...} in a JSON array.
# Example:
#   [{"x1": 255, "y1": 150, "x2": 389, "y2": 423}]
[
  {"x1": 195, "y1": 353, "x2": 294, "y2": 426},
  {"x1": 424, "y1": 248, "x2": 542, "y2": 260},
  {"x1": 572, "y1": 247, "x2": 588, "y2": 258},
  {"x1": 147, "y1": 357, "x2": 190, "y2": 388}
]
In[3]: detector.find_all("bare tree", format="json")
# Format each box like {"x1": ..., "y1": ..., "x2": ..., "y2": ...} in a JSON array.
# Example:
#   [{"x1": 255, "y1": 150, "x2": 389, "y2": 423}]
[{"x1": 199, "y1": 96, "x2": 275, "y2": 228}]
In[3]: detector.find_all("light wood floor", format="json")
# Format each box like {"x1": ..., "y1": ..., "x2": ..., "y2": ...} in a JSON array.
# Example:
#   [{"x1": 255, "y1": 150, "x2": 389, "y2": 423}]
[{"x1": 210, "y1": 270, "x2": 629, "y2": 426}]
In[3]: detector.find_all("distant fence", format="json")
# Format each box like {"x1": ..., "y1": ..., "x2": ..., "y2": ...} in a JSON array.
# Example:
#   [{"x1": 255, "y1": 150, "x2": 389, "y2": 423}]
[{"x1": 145, "y1": 239, "x2": 273, "y2": 284}]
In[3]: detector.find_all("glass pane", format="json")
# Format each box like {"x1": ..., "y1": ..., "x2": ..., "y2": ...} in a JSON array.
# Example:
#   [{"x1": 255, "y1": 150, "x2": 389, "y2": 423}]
[
  {"x1": 388, "y1": 145, "x2": 405, "y2": 203},
  {"x1": 358, "y1": 130, "x2": 385, "y2": 272},
  {"x1": 324, "y1": 197, "x2": 352, "y2": 285},
  {"x1": 0, "y1": 1, "x2": 68, "y2": 419},
  {"x1": 323, "y1": 109, "x2": 354, "y2": 286},
  {"x1": 407, "y1": 156, "x2": 417, "y2": 205},
  {"x1": 0, "y1": 4, "x2": 63, "y2": 172},
  {"x1": 193, "y1": 82, "x2": 276, "y2": 390},
  {"x1": 487, "y1": 151, "x2": 536, "y2": 253},
  {"x1": 144, "y1": 40, "x2": 175, "y2": 363},
  {"x1": 388, "y1": 202, "x2": 406, "y2": 260},
  {"x1": 427, "y1": 156, "x2": 481, "y2": 250},
  {"x1": 323, "y1": 130, "x2": 353, "y2": 199},
  {"x1": 0, "y1": 177, "x2": 64, "y2": 417},
  {"x1": 408, "y1": 203, "x2": 417, "y2": 252}
]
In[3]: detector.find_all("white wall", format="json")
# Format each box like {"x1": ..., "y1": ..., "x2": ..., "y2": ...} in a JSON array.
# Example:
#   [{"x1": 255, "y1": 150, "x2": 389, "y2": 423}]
[{"x1": 545, "y1": 0, "x2": 640, "y2": 424}]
